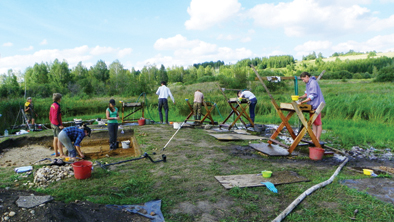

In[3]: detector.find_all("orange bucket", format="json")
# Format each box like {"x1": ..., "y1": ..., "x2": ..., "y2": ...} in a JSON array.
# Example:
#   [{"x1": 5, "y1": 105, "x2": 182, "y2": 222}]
[
  {"x1": 138, "y1": 119, "x2": 145, "y2": 126},
  {"x1": 309, "y1": 147, "x2": 325, "y2": 161},
  {"x1": 72, "y1": 160, "x2": 92, "y2": 179}
]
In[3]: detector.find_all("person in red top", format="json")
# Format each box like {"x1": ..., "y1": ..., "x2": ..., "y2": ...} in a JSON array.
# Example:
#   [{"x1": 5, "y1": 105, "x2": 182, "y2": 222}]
[{"x1": 49, "y1": 93, "x2": 64, "y2": 157}]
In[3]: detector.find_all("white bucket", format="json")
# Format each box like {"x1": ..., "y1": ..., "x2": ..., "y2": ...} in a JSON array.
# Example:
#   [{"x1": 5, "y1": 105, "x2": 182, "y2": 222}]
[
  {"x1": 121, "y1": 140, "x2": 130, "y2": 149},
  {"x1": 173, "y1": 122, "x2": 180, "y2": 129}
]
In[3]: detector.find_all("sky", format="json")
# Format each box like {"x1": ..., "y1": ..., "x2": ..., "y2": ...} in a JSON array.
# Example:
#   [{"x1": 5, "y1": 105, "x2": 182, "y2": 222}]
[{"x1": 1, "y1": 0, "x2": 394, "y2": 75}]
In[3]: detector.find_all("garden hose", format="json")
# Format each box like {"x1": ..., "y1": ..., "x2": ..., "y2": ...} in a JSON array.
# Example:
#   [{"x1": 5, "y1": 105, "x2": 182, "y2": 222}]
[{"x1": 136, "y1": 92, "x2": 156, "y2": 122}]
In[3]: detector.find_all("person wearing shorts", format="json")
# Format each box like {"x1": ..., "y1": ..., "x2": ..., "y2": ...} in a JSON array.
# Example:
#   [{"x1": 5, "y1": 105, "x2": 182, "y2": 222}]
[
  {"x1": 58, "y1": 125, "x2": 91, "y2": 161},
  {"x1": 49, "y1": 93, "x2": 64, "y2": 157},
  {"x1": 299, "y1": 72, "x2": 325, "y2": 142}
]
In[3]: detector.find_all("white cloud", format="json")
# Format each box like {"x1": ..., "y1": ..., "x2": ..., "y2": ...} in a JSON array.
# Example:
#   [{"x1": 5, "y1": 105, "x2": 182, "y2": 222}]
[
  {"x1": 248, "y1": 0, "x2": 394, "y2": 37},
  {"x1": 118, "y1": 48, "x2": 133, "y2": 58},
  {"x1": 40, "y1": 39, "x2": 48, "y2": 45},
  {"x1": 3, "y1": 42, "x2": 13, "y2": 47},
  {"x1": 22, "y1": 46, "x2": 34, "y2": 51},
  {"x1": 185, "y1": 0, "x2": 241, "y2": 30},
  {"x1": 240, "y1": 37, "x2": 252, "y2": 42},
  {"x1": 331, "y1": 33, "x2": 394, "y2": 52},
  {"x1": 0, "y1": 45, "x2": 133, "y2": 74},
  {"x1": 294, "y1": 40, "x2": 332, "y2": 52},
  {"x1": 140, "y1": 34, "x2": 254, "y2": 69},
  {"x1": 154, "y1": 34, "x2": 200, "y2": 50}
]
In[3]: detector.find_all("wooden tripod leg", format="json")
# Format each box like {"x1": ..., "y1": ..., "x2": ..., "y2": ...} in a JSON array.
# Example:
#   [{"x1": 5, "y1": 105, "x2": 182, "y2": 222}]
[
  {"x1": 184, "y1": 100, "x2": 195, "y2": 122},
  {"x1": 239, "y1": 103, "x2": 254, "y2": 127},
  {"x1": 268, "y1": 111, "x2": 295, "y2": 145},
  {"x1": 273, "y1": 101, "x2": 297, "y2": 139}
]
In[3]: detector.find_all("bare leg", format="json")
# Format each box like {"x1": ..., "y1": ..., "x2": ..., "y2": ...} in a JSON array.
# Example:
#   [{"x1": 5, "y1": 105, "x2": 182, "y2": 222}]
[
  {"x1": 32, "y1": 118, "x2": 35, "y2": 125},
  {"x1": 312, "y1": 124, "x2": 322, "y2": 142},
  {"x1": 56, "y1": 138, "x2": 66, "y2": 158}
]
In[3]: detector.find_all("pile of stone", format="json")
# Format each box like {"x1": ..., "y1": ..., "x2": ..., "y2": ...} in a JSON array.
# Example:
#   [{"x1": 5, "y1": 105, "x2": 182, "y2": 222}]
[
  {"x1": 348, "y1": 146, "x2": 393, "y2": 160},
  {"x1": 33, "y1": 165, "x2": 74, "y2": 188}
]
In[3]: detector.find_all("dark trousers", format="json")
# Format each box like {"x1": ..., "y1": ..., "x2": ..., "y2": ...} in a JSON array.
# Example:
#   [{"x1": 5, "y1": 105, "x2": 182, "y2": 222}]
[
  {"x1": 108, "y1": 123, "x2": 118, "y2": 148},
  {"x1": 158, "y1": 98, "x2": 169, "y2": 123},
  {"x1": 249, "y1": 98, "x2": 257, "y2": 123}
]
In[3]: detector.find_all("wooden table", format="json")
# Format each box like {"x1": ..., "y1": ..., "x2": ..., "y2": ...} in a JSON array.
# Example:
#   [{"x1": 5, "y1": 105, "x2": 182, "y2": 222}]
[
  {"x1": 184, "y1": 99, "x2": 216, "y2": 125},
  {"x1": 220, "y1": 98, "x2": 254, "y2": 130},
  {"x1": 268, "y1": 101, "x2": 325, "y2": 154},
  {"x1": 121, "y1": 102, "x2": 144, "y2": 123}
]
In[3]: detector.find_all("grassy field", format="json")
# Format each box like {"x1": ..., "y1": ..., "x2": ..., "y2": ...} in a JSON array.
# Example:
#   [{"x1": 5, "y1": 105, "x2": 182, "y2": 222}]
[{"x1": 1, "y1": 125, "x2": 393, "y2": 221}]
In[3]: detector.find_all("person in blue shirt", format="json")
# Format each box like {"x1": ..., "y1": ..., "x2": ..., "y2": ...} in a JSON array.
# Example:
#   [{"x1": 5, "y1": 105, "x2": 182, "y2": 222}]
[
  {"x1": 156, "y1": 81, "x2": 175, "y2": 124},
  {"x1": 58, "y1": 125, "x2": 91, "y2": 160}
]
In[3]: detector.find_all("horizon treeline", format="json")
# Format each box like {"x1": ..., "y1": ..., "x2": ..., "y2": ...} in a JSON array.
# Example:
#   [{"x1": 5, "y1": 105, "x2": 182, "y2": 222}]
[{"x1": 1, "y1": 53, "x2": 394, "y2": 99}]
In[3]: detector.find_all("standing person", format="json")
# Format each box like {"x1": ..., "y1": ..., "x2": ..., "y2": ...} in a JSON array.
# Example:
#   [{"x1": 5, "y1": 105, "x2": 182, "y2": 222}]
[
  {"x1": 156, "y1": 81, "x2": 175, "y2": 124},
  {"x1": 193, "y1": 90, "x2": 204, "y2": 121},
  {"x1": 106, "y1": 99, "x2": 119, "y2": 150},
  {"x1": 299, "y1": 72, "x2": 325, "y2": 142},
  {"x1": 238, "y1": 90, "x2": 257, "y2": 126},
  {"x1": 24, "y1": 97, "x2": 38, "y2": 129},
  {"x1": 58, "y1": 125, "x2": 91, "y2": 161},
  {"x1": 49, "y1": 93, "x2": 64, "y2": 157}
]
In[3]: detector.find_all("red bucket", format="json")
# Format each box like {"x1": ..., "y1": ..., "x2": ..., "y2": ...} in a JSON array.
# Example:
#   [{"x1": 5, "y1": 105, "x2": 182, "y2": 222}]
[
  {"x1": 72, "y1": 160, "x2": 92, "y2": 179},
  {"x1": 138, "y1": 119, "x2": 145, "y2": 126},
  {"x1": 309, "y1": 147, "x2": 325, "y2": 161}
]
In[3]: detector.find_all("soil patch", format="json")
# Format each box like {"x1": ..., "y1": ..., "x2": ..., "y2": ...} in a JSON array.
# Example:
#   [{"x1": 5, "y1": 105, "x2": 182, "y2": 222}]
[
  {"x1": 0, "y1": 145, "x2": 53, "y2": 167},
  {"x1": 0, "y1": 188, "x2": 149, "y2": 222},
  {"x1": 341, "y1": 178, "x2": 394, "y2": 204}
]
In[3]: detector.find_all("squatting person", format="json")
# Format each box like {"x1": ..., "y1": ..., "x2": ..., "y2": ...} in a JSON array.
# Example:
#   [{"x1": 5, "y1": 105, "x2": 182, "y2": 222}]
[{"x1": 58, "y1": 125, "x2": 91, "y2": 161}]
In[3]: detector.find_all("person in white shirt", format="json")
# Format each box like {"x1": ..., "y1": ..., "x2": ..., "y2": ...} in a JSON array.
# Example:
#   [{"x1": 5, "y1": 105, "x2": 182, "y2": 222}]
[
  {"x1": 238, "y1": 90, "x2": 257, "y2": 127},
  {"x1": 156, "y1": 81, "x2": 175, "y2": 124}
]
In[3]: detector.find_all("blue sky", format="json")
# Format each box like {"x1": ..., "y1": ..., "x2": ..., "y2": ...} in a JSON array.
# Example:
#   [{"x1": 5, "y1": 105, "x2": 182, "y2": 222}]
[{"x1": 1, "y1": 0, "x2": 394, "y2": 75}]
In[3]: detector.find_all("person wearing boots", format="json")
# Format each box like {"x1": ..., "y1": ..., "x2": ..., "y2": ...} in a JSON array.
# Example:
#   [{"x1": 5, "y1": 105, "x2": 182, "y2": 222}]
[
  {"x1": 156, "y1": 81, "x2": 175, "y2": 124},
  {"x1": 106, "y1": 99, "x2": 119, "y2": 150},
  {"x1": 193, "y1": 90, "x2": 204, "y2": 123},
  {"x1": 24, "y1": 97, "x2": 38, "y2": 130}
]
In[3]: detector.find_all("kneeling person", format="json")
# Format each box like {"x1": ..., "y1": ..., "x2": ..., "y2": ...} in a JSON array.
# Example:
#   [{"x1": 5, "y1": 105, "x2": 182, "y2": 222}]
[{"x1": 58, "y1": 125, "x2": 91, "y2": 160}]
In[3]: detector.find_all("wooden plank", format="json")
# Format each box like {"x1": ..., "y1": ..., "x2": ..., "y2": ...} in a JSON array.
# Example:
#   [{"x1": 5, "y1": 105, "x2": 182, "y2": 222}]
[
  {"x1": 280, "y1": 103, "x2": 312, "y2": 111},
  {"x1": 249, "y1": 142, "x2": 296, "y2": 156},
  {"x1": 269, "y1": 139, "x2": 290, "y2": 149},
  {"x1": 214, "y1": 171, "x2": 309, "y2": 189},
  {"x1": 209, "y1": 134, "x2": 266, "y2": 141}
]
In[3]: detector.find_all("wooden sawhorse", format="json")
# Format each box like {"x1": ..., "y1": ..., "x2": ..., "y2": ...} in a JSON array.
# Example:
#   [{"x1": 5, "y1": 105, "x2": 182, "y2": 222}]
[
  {"x1": 268, "y1": 101, "x2": 325, "y2": 154},
  {"x1": 121, "y1": 102, "x2": 144, "y2": 123},
  {"x1": 220, "y1": 98, "x2": 255, "y2": 130},
  {"x1": 184, "y1": 99, "x2": 216, "y2": 125}
]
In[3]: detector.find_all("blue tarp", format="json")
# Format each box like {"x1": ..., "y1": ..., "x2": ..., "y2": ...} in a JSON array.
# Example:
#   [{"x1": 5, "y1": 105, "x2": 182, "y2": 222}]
[{"x1": 106, "y1": 199, "x2": 164, "y2": 222}]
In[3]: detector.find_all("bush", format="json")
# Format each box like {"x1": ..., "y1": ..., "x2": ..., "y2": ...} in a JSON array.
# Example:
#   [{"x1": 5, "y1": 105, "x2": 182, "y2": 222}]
[{"x1": 375, "y1": 66, "x2": 394, "y2": 82}]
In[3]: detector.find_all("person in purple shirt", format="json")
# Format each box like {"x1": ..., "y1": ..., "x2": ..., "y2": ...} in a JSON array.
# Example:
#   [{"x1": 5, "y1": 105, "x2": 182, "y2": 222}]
[
  {"x1": 58, "y1": 125, "x2": 91, "y2": 161},
  {"x1": 299, "y1": 72, "x2": 325, "y2": 142}
]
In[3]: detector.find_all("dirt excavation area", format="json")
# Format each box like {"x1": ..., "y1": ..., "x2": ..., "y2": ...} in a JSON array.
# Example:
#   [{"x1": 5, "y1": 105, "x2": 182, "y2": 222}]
[{"x1": 1, "y1": 124, "x2": 394, "y2": 221}]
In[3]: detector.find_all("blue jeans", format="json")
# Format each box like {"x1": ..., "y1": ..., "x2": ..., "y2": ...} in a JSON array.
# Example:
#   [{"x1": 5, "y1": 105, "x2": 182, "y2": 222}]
[
  {"x1": 158, "y1": 98, "x2": 169, "y2": 123},
  {"x1": 249, "y1": 98, "x2": 257, "y2": 123}
]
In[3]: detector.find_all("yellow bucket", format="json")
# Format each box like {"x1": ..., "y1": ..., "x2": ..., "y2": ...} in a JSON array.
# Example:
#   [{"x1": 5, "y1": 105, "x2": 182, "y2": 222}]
[
  {"x1": 291, "y1": 95, "x2": 299, "y2": 101},
  {"x1": 363, "y1": 169, "x2": 373, "y2": 175}
]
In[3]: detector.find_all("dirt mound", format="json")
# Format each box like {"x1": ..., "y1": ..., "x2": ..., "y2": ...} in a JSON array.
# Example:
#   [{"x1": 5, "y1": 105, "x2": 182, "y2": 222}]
[{"x1": 0, "y1": 188, "x2": 149, "y2": 222}]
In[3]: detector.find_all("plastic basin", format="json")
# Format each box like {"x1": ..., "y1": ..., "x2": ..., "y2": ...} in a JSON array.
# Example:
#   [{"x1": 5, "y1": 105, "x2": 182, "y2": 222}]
[
  {"x1": 291, "y1": 95, "x2": 299, "y2": 101},
  {"x1": 262, "y1": 171, "x2": 272, "y2": 178}
]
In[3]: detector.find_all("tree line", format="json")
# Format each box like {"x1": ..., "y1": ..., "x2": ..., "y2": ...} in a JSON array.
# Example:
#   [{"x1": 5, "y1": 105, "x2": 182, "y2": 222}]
[{"x1": 1, "y1": 54, "x2": 394, "y2": 99}]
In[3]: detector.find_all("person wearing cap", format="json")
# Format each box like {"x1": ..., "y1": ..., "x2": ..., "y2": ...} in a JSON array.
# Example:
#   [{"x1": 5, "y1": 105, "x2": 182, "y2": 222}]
[
  {"x1": 237, "y1": 90, "x2": 257, "y2": 127},
  {"x1": 57, "y1": 125, "x2": 91, "y2": 161},
  {"x1": 106, "y1": 99, "x2": 119, "y2": 150},
  {"x1": 24, "y1": 97, "x2": 37, "y2": 129},
  {"x1": 49, "y1": 93, "x2": 64, "y2": 157},
  {"x1": 156, "y1": 81, "x2": 175, "y2": 124}
]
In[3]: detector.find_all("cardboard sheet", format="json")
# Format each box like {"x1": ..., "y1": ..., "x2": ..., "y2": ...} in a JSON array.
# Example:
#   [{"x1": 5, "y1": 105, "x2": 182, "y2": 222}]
[{"x1": 209, "y1": 134, "x2": 266, "y2": 141}]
